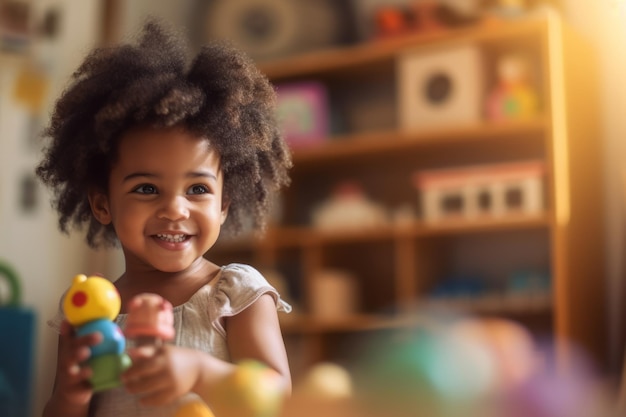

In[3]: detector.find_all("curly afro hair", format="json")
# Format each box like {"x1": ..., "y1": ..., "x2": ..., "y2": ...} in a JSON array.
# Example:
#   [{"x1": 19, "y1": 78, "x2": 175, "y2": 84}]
[{"x1": 36, "y1": 20, "x2": 292, "y2": 248}]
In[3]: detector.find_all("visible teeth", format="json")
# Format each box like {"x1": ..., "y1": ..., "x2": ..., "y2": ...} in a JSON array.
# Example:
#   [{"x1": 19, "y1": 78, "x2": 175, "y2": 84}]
[{"x1": 156, "y1": 233, "x2": 186, "y2": 243}]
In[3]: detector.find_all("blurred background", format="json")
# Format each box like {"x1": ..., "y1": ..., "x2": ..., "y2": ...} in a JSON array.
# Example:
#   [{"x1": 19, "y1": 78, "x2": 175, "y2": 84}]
[{"x1": 1, "y1": 0, "x2": 626, "y2": 416}]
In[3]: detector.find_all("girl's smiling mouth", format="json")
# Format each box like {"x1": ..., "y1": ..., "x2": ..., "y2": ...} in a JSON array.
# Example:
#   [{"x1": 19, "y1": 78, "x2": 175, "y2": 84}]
[{"x1": 155, "y1": 233, "x2": 189, "y2": 243}]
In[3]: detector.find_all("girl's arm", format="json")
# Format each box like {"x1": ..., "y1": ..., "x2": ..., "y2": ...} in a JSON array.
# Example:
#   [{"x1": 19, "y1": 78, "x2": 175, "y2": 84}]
[
  {"x1": 193, "y1": 292, "x2": 292, "y2": 409},
  {"x1": 224, "y1": 293, "x2": 292, "y2": 392}
]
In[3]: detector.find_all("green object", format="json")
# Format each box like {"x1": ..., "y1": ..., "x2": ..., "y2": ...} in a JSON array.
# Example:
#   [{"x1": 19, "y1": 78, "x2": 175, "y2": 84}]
[
  {"x1": 0, "y1": 261, "x2": 21, "y2": 306},
  {"x1": 89, "y1": 353, "x2": 131, "y2": 392}
]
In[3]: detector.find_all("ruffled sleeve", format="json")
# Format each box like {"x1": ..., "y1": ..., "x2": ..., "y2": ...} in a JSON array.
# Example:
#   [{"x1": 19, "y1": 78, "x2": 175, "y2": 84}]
[
  {"x1": 47, "y1": 292, "x2": 66, "y2": 334},
  {"x1": 210, "y1": 263, "x2": 291, "y2": 338}
]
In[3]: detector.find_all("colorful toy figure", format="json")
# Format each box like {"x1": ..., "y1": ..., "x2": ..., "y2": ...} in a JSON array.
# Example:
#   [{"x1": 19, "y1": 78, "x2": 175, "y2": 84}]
[
  {"x1": 124, "y1": 293, "x2": 175, "y2": 348},
  {"x1": 486, "y1": 53, "x2": 539, "y2": 121},
  {"x1": 63, "y1": 274, "x2": 130, "y2": 391}
]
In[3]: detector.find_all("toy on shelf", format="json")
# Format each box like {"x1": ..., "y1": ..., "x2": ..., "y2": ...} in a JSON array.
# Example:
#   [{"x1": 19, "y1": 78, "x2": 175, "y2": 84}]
[
  {"x1": 505, "y1": 269, "x2": 551, "y2": 311},
  {"x1": 275, "y1": 81, "x2": 330, "y2": 150},
  {"x1": 432, "y1": 276, "x2": 488, "y2": 297},
  {"x1": 310, "y1": 269, "x2": 360, "y2": 320},
  {"x1": 413, "y1": 160, "x2": 545, "y2": 224},
  {"x1": 372, "y1": 0, "x2": 479, "y2": 38},
  {"x1": 485, "y1": 53, "x2": 539, "y2": 121},
  {"x1": 312, "y1": 181, "x2": 388, "y2": 230},
  {"x1": 398, "y1": 44, "x2": 484, "y2": 130},
  {"x1": 373, "y1": 5, "x2": 411, "y2": 38},
  {"x1": 63, "y1": 274, "x2": 130, "y2": 391}
]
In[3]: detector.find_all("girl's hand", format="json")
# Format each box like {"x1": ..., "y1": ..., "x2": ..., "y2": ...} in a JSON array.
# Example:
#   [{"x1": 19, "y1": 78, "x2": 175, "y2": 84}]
[
  {"x1": 53, "y1": 320, "x2": 102, "y2": 406},
  {"x1": 122, "y1": 344, "x2": 202, "y2": 406}
]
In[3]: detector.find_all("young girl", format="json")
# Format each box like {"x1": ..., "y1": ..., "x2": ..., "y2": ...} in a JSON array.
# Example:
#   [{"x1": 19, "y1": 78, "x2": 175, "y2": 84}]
[{"x1": 36, "y1": 20, "x2": 293, "y2": 417}]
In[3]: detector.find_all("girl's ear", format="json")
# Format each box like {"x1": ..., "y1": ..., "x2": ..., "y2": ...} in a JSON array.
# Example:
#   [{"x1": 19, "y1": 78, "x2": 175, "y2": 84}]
[
  {"x1": 88, "y1": 189, "x2": 112, "y2": 225},
  {"x1": 220, "y1": 198, "x2": 230, "y2": 225}
]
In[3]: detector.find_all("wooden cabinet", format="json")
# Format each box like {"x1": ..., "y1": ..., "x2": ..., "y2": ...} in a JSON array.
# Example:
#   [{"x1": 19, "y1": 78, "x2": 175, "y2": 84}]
[{"x1": 212, "y1": 13, "x2": 606, "y2": 374}]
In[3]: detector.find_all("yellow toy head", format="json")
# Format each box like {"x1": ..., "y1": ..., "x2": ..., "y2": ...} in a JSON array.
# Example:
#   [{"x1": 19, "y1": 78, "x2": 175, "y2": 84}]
[{"x1": 63, "y1": 274, "x2": 121, "y2": 326}]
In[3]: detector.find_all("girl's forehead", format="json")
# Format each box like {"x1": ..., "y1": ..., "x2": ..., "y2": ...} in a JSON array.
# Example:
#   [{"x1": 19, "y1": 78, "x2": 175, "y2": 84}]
[{"x1": 114, "y1": 126, "x2": 220, "y2": 168}]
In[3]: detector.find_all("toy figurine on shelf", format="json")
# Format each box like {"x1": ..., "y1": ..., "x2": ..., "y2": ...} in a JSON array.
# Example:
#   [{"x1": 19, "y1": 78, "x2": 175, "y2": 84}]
[
  {"x1": 312, "y1": 180, "x2": 388, "y2": 231},
  {"x1": 372, "y1": 0, "x2": 479, "y2": 39},
  {"x1": 485, "y1": 53, "x2": 539, "y2": 121},
  {"x1": 62, "y1": 274, "x2": 130, "y2": 391}
]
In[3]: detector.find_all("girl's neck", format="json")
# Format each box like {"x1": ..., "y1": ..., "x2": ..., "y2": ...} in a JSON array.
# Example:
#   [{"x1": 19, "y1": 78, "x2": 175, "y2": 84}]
[{"x1": 115, "y1": 257, "x2": 221, "y2": 311}]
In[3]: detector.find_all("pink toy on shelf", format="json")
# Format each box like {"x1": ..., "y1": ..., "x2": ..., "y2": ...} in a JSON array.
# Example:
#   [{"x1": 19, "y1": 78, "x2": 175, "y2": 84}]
[
  {"x1": 124, "y1": 293, "x2": 175, "y2": 347},
  {"x1": 485, "y1": 53, "x2": 539, "y2": 121}
]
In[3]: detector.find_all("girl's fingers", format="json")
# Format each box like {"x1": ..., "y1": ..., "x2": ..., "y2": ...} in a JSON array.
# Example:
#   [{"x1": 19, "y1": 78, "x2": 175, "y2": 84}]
[
  {"x1": 136, "y1": 385, "x2": 177, "y2": 407},
  {"x1": 60, "y1": 320, "x2": 74, "y2": 336},
  {"x1": 68, "y1": 363, "x2": 93, "y2": 381},
  {"x1": 73, "y1": 331, "x2": 103, "y2": 348},
  {"x1": 126, "y1": 345, "x2": 157, "y2": 361},
  {"x1": 61, "y1": 320, "x2": 103, "y2": 347},
  {"x1": 123, "y1": 354, "x2": 164, "y2": 383}
]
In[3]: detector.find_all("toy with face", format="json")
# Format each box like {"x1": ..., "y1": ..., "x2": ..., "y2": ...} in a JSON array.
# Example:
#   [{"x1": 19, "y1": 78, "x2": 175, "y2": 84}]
[{"x1": 63, "y1": 274, "x2": 130, "y2": 391}]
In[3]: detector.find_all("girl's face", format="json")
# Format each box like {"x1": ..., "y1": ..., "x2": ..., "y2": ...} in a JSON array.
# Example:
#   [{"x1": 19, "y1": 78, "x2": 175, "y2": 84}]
[{"x1": 89, "y1": 125, "x2": 228, "y2": 273}]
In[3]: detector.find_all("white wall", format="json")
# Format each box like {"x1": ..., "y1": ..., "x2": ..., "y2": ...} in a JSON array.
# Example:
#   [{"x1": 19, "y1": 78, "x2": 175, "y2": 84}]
[{"x1": 0, "y1": 1, "x2": 105, "y2": 416}]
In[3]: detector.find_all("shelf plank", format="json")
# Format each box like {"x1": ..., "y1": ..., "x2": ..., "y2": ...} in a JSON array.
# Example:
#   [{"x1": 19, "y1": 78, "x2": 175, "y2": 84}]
[
  {"x1": 243, "y1": 214, "x2": 552, "y2": 250},
  {"x1": 259, "y1": 17, "x2": 548, "y2": 80},
  {"x1": 411, "y1": 213, "x2": 551, "y2": 237},
  {"x1": 280, "y1": 299, "x2": 552, "y2": 335},
  {"x1": 290, "y1": 118, "x2": 548, "y2": 166}
]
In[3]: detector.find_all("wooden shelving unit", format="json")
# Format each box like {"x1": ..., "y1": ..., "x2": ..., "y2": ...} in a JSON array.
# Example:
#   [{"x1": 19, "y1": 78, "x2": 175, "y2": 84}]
[{"x1": 212, "y1": 13, "x2": 606, "y2": 374}]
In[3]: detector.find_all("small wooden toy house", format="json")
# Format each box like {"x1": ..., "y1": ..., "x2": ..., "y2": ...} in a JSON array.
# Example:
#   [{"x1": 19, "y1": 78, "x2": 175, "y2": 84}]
[{"x1": 413, "y1": 160, "x2": 545, "y2": 223}]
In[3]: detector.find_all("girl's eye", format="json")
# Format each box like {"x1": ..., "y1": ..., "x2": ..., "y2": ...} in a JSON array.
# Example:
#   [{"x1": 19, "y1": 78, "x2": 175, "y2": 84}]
[
  {"x1": 189, "y1": 184, "x2": 210, "y2": 195},
  {"x1": 133, "y1": 184, "x2": 157, "y2": 194}
]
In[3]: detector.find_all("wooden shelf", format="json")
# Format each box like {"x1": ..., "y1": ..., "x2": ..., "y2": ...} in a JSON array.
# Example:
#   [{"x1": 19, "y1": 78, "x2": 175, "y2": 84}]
[
  {"x1": 216, "y1": 214, "x2": 551, "y2": 252},
  {"x1": 213, "y1": 13, "x2": 607, "y2": 372},
  {"x1": 258, "y1": 17, "x2": 548, "y2": 80},
  {"x1": 290, "y1": 118, "x2": 548, "y2": 167},
  {"x1": 280, "y1": 298, "x2": 553, "y2": 335}
]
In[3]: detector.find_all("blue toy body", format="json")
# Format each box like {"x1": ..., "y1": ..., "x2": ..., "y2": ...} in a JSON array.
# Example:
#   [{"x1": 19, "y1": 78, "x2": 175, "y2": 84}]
[{"x1": 77, "y1": 318, "x2": 126, "y2": 357}]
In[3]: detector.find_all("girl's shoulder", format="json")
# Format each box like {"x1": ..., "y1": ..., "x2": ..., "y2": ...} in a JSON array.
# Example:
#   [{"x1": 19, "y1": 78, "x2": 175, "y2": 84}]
[
  {"x1": 211, "y1": 263, "x2": 291, "y2": 311},
  {"x1": 207, "y1": 263, "x2": 291, "y2": 337}
]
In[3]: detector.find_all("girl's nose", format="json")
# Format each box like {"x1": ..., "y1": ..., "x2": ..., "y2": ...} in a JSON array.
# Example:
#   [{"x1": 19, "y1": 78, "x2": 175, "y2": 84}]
[{"x1": 157, "y1": 195, "x2": 190, "y2": 221}]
